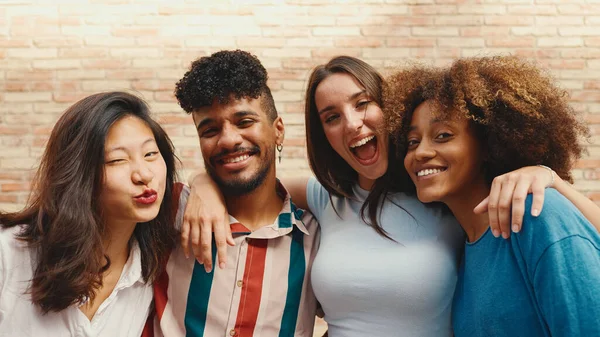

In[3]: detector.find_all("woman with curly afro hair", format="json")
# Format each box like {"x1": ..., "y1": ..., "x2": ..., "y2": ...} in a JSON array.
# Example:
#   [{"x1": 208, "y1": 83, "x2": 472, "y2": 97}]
[{"x1": 386, "y1": 56, "x2": 600, "y2": 336}]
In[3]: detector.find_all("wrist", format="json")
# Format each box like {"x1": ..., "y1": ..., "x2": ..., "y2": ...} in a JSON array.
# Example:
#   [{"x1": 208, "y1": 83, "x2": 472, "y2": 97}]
[{"x1": 536, "y1": 164, "x2": 555, "y2": 188}]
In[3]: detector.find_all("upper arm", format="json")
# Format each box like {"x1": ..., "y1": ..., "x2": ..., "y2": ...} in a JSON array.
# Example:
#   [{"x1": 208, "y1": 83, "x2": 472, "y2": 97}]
[
  {"x1": 532, "y1": 236, "x2": 600, "y2": 336},
  {"x1": 0, "y1": 235, "x2": 4, "y2": 291},
  {"x1": 0, "y1": 229, "x2": 11, "y2": 295},
  {"x1": 280, "y1": 176, "x2": 311, "y2": 210},
  {"x1": 305, "y1": 177, "x2": 330, "y2": 222}
]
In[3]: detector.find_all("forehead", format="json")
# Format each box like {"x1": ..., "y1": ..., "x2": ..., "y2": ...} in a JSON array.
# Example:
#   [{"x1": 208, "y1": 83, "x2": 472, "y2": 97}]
[
  {"x1": 192, "y1": 97, "x2": 265, "y2": 122},
  {"x1": 105, "y1": 115, "x2": 154, "y2": 145},
  {"x1": 314, "y1": 73, "x2": 365, "y2": 106},
  {"x1": 410, "y1": 101, "x2": 468, "y2": 129}
]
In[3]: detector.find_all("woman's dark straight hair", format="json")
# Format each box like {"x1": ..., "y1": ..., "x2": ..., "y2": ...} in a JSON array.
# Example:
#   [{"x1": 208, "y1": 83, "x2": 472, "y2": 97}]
[
  {"x1": 0, "y1": 91, "x2": 178, "y2": 313},
  {"x1": 304, "y1": 56, "x2": 408, "y2": 240}
]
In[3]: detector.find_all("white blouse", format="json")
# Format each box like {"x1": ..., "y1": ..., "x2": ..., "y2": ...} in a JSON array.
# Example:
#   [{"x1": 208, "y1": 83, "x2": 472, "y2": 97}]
[{"x1": 0, "y1": 225, "x2": 153, "y2": 337}]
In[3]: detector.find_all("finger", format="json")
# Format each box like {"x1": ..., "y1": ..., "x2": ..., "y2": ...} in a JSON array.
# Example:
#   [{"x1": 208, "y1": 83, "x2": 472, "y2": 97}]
[
  {"x1": 180, "y1": 218, "x2": 191, "y2": 259},
  {"x1": 213, "y1": 219, "x2": 228, "y2": 270},
  {"x1": 199, "y1": 219, "x2": 213, "y2": 273},
  {"x1": 473, "y1": 196, "x2": 489, "y2": 215},
  {"x1": 487, "y1": 176, "x2": 503, "y2": 238},
  {"x1": 190, "y1": 218, "x2": 203, "y2": 265},
  {"x1": 529, "y1": 176, "x2": 546, "y2": 217},
  {"x1": 497, "y1": 175, "x2": 519, "y2": 239},
  {"x1": 510, "y1": 179, "x2": 531, "y2": 233}
]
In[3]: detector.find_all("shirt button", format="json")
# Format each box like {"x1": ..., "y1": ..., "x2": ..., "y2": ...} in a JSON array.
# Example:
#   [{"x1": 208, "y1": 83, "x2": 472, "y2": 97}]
[
  {"x1": 230, "y1": 329, "x2": 236, "y2": 336},
  {"x1": 237, "y1": 280, "x2": 243, "y2": 287}
]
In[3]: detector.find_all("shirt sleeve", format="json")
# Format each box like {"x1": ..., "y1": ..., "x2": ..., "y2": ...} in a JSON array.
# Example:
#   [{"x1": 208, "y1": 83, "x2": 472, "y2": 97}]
[
  {"x1": 0, "y1": 232, "x2": 5, "y2": 291},
  {"x1": 173, "y1": 182, "x2": 190, "y2": 232},
  {"x1": 306, "y1": 177, "x2": 330, "y2": 223},
  {"x1": 532, "y1": 235, "x2": 600, "y2": 336}
]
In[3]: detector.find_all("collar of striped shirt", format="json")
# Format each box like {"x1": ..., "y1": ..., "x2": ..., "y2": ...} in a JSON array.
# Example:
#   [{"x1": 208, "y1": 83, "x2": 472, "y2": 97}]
[{"x1": 228, "y1": 180, "x2": 310, "y2": 238}]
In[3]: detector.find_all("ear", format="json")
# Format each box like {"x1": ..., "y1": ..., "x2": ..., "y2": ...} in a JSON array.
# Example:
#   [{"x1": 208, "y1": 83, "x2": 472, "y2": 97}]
[{"x1": 273, "y1": 116, "x2": 285, "y2": 145}]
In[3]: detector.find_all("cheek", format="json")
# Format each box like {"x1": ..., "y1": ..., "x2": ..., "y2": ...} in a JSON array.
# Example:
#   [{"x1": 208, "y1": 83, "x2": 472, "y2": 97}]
[
  {"x1": 403, "y1": 154, "x2": 411, "y2": 172},
  {"x1": 199, "y1": 139, "x2": 214, "y2": 157},
  {"x1": 100, "y1": 169, "x2": 127, "y2": 203},
  {"x1": 321, "y1": 125, "x2": 343, "y2": 153},
  {"x1": 403, "y1": 154, "x2": 417, "y2": 181},
  {"x1": 367, "y1": 107, "x2": 385, "y2": 128},
  {"x1": 153, "y1": 158, "x2": 168, "y2": 191}
]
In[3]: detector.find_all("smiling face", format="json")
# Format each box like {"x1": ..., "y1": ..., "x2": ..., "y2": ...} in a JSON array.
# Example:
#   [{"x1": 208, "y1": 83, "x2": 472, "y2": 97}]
[
  {"x1": 404, "y1": 100, "x2": 488, "y2": 204},
  {"x1": 314, "y1": 72, "x2": 389, "y2": 190},
  {"x1": 98, "y1": 115, "x2": 167, "y2": 226},
  {"x1": 193, "y1": 96, "x2": 284, "y2": 196}
]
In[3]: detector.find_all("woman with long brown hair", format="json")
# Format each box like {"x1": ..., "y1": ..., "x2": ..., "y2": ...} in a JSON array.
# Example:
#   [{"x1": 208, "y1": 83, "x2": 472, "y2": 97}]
[{"x1": 0, "y1": 92, "x2": 178, "y2": 336}]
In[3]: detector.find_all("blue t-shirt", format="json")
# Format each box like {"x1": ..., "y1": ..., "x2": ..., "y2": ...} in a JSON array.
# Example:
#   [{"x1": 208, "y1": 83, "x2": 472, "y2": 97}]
[
  {"x1": 453, "y1": 189, "x2": 600, "y2": 337},
  {"x1": 307, "y1": 178, "x2": 464, "y2": 337}
]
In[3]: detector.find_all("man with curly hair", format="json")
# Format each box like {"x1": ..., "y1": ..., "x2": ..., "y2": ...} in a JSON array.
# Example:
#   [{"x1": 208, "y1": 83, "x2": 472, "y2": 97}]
[{"x1": 150, "y1": 50, "x2": 320, "y2": 337}]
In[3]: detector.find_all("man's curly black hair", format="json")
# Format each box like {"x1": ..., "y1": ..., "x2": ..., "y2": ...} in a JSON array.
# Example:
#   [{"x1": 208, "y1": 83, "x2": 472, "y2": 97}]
[{"x1": 175, "y1": 49, "x2": 278, "y2": 121}]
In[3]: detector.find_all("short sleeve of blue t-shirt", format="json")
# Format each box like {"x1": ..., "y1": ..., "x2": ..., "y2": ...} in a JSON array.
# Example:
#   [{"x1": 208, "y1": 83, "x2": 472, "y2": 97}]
[
  {"x1": 306, "y1": 177, "x2": 330, "y2": 223},
  {"x1": 514, "y1": 189, "x2": 600, "y2": 336}
]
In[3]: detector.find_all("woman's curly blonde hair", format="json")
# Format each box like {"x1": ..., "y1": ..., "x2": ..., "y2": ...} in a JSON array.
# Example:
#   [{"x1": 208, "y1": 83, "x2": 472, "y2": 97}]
[{"x1": 384, "y1": 56, "x2": 589, "y2": 184}]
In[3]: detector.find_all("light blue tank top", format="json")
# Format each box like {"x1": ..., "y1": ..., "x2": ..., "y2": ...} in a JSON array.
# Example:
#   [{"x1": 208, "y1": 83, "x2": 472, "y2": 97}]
[{"x1": 307, "y1": 178, "x2": 464, "y2": 337}]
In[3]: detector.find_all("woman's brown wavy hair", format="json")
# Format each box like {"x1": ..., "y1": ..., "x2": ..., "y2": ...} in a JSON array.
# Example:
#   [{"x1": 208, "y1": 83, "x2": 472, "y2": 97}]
[
  {"x1": 384, "y1": 56, "x2": 589, "y2": 185},
  {"x1": 305, "y1": 56, "x2": 407, "y2": 239},
  {"x1": 0, "y1": 92, "x2": 179, "y2": 313}
]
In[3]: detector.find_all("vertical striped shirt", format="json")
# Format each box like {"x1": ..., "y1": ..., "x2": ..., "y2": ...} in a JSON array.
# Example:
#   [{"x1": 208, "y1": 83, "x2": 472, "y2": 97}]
[{"x1": 148, "y1": 182, "x2": 320, "y2": 337}]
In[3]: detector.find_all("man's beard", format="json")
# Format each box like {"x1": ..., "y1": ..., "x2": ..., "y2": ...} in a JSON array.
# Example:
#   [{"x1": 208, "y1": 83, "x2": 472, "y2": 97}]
[{"x1": 205, "y1": 145, "x2": 274, "y2": 197}]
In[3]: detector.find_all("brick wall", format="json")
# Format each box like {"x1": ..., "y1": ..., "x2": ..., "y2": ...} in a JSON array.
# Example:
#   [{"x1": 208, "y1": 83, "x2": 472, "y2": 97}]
[{"x1": 1, "y1": 0, "x2": 600, "y2": 214}]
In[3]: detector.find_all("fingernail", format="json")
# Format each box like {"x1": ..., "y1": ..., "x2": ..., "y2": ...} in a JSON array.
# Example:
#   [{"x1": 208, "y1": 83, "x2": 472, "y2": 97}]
[
  {"x1": 492, "y1": 229, "x2": 500, "y2": 238},
  {"x1": 219, "y1": 262, "x2": 226, "y2": 269},
  {"x1": 532, "y1": 209, "x2": 540, "y2": 217},
  {"x1": 512, "y1": 224, "x2": 519, "y2": 233},
  {"x1": 204, "y1": 265, "x2": 212, "y2": 273},
  {"x1": 502, "y1": 232, "x2": 509, "y2": 239}
]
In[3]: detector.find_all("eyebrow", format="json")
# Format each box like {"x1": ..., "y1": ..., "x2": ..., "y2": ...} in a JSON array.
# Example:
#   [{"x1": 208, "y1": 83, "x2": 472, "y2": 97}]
[
  {"x1": 106, "y1": 138, "x2": 156, "y2": 153},
  {"x1": 318, "y1": 90, "x2": 367, "y2": 115},
  {"x1": 408, "y1": 117, "x2": 451, "y2": 131},
  {"x1": 196, "y1": 110, "x2": 260, "y2": 131}
]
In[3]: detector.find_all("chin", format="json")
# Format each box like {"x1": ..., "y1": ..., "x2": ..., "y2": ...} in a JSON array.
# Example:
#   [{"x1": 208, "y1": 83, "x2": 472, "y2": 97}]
[
  {"x1": 135, "y1": 208, "x2": 162, "y2": 224},
  {"x1": 416, "y1": 190, "x2": 441, "y2": 204},
  {"x1": 360, "y1": 162, "x2": 388, "y2": 181}
]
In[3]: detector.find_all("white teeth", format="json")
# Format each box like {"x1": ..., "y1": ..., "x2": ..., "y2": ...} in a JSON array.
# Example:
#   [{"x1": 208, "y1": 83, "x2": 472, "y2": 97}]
[
  {"x1": 223, "y1": 154, "x2": 250, "y2": 164},
  {"x1": 417, "y1": 168, "x2": 445, "y2": 177},
  {"x1": 350, "y1": 135, "x2": 375, "y2": 148}
]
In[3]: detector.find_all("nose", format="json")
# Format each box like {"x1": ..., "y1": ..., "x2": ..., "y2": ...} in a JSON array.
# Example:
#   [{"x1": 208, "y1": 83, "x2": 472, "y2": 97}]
[
  {"x1": 217, "y1": 123, "x2": 243, "y2": 150},
  {"x1": 131, "y1": 161, "x2": 154, "y2": 185},
  {"x1": 414, "y1": 139, "x2": 436, "y2": 162},
  {"x1": 344, "y1": 108, "x2": 365, "y2": 134}
]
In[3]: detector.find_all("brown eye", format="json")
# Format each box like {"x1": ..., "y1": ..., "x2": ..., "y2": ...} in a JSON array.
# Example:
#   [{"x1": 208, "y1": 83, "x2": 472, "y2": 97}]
[
  {"x1": 436, "y1": 132, "x2": 453, "y2": 140},
  {"x1": 324, "y1": 114, "x2": 340, "y2": 124}
]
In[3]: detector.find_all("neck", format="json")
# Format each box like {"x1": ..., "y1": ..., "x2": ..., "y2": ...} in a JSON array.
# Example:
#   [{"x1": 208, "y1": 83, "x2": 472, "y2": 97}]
[
  {"x1": 358, "y1": 175, "x2": 375, "y2": 191},
  {"x1": 444, "y1": 182, "x2": 491, "y2": 243},
  {"x1": 103, "y1": 220, "x2": 136, "y2": 268},
  {"x1": 224, "y1": 173, "x2": 283, "y2": 231}
]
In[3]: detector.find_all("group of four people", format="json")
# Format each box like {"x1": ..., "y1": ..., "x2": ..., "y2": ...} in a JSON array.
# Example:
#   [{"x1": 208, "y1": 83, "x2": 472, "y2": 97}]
[{"x1": 1, "y1": 49, "x2": 599, "y2": 337}]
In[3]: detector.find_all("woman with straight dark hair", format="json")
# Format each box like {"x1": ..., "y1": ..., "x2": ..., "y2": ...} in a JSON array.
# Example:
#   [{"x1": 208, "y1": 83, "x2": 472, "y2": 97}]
[{"x1": 0, "y1": 92, "x2": 178, "y2": 337}]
